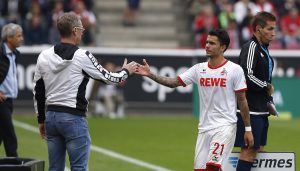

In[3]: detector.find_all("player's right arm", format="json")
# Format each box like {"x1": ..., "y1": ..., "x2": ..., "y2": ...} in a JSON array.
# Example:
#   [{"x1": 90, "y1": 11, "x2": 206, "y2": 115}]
[
  {"x1": 32, "y1": 55, "x2": 46, "y2": 139},
  {"x1": 136, "y1": 59, "x2": 181, "y2": 88}
]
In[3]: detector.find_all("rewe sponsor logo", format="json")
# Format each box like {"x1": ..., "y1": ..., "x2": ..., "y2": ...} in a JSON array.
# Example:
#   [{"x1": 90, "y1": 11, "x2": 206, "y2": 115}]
[{"x1": 199, "y1": 78, "x2": 227, "y2": 87}]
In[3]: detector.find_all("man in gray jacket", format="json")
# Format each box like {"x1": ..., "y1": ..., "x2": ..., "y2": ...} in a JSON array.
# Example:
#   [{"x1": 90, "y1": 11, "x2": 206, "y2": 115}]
[{"x1": 33, "y1": 12, "x2": 137, "y2": 171}]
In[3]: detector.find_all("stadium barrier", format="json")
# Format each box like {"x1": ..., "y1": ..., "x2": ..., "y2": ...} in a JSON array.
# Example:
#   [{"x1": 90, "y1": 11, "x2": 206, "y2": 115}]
[
  {"x1": 0, "y1": 157, "x2": 44, "y2": 171},
  {"x1": 16, "y1": 47, "x2": 300, "y2": 117},
  {"x1": 224, "y1": 152, "x2": 296, "y2": 171}
]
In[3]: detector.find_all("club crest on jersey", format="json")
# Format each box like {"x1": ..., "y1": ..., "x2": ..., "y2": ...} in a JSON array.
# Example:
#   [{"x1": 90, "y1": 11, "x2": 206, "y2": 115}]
[
  {"x1": 212, "y1": 156, "x2": 219, "y2": 162},
  {"x1": 220, "y1": 68, "x2": 227, "y2": 76}
]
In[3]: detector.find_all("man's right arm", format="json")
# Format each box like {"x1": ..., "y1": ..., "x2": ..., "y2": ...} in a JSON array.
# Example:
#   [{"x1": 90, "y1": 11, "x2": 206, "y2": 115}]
[
  {"x1": 81, "y1": 51, "x2": 136, "y2": 85},
  {"x1": 32, "y1": 57, "x2": 46, "y2": 124}
]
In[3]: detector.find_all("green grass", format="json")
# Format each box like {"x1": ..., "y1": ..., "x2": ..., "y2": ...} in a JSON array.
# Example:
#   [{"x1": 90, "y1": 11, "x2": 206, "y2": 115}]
[{"x1": 0, "y1": 114, "x2": 299, "y2": 171}]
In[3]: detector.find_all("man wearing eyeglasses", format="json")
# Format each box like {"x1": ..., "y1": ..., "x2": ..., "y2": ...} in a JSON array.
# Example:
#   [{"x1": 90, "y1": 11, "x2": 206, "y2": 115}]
[{"x1": 33, "y1": 12, "x2": 138, "y2": 171}]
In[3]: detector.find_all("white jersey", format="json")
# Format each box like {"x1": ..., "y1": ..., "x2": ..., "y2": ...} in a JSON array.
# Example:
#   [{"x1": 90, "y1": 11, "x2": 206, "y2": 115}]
[{"x1": 178, "y1": 60, "x2": 247, "y2": 132}]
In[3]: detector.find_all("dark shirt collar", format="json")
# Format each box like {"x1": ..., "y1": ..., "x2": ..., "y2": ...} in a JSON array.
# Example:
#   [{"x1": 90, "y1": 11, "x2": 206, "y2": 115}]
[{"x1": 252, "y1": 35, "x2": 269, "y2": 48}]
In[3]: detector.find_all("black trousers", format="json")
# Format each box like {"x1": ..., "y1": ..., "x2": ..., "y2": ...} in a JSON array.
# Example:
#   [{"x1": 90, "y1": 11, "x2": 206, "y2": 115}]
[{"x1": 0, "y1": 98, "x2": 18, "y2": 157}]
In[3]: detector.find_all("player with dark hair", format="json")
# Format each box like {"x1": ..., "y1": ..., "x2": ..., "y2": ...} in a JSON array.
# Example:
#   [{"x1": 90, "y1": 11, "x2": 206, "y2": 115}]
[
  {"x1": 136, "y1": 29, "x2": 254, "y2": 171},
  {"x1": 33, "y1": 12, "x2": 137, "y2": 171},
  {"x1": 234, "y1": 11, "x2": 278, "y2": 171}
]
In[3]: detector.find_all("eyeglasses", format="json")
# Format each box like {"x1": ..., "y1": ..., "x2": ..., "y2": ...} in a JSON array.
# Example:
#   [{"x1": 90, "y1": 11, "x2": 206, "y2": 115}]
[{"x1": 74, "y1": 26, "x2": 85, "y2": 32}]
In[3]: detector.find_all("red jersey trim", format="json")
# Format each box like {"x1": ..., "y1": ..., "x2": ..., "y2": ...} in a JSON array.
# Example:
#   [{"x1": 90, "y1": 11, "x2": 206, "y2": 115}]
[
  {"x1": 177, "y1": 76, "x2": 186, "y2": 87},
  {"x1": 208, "y1": 60, "x2": 228, "y2": 69},
  {"x1": 194, "y1": 169, "x2": 205, "y2": 171},
  {"x1": 235, "y1": 88, "x2": 248, "y2": 93}
]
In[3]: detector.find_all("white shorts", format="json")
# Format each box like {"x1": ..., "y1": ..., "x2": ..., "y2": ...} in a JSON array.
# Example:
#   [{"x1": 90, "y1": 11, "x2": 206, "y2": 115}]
[{"x1": 194, "y1": 124, "x2": 236, "y2": 170}]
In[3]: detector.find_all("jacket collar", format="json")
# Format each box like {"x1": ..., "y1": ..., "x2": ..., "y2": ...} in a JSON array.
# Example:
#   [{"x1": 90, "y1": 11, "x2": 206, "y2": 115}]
[{"x1": 1, "y1": 42, "x2": 20, "y2": 56}]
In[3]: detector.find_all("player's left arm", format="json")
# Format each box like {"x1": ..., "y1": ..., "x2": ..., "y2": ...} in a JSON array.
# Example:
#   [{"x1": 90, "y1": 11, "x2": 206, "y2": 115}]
[{"x1": 236, "y1": 91, "x2": 254, "y2": 147}]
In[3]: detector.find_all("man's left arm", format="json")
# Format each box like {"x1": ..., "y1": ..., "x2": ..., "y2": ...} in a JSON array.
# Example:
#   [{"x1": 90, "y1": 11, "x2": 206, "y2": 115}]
[{"x1": 236, "y1": 91, "x2": 254, "y2": 148}]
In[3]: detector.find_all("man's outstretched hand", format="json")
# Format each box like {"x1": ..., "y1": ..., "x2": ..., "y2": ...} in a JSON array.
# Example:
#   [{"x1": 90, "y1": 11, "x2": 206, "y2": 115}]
[{"x1": 122, "y1": 58, "x2": 138, "y2": 75}]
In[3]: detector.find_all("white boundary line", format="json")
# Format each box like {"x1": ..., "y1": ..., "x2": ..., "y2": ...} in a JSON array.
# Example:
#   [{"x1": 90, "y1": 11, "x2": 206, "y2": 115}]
[{"x1": 13, "y1": 120, "x2": 172, "y2": 171}]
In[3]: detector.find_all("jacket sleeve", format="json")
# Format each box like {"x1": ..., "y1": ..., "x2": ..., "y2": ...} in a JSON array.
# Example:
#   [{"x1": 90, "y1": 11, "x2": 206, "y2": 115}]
[
  {"x1": 32, "y1": 57, "x2": 46, "y2": 124},
  {"x1": 79, "y1": 51, "x2": 129, "y2": 84},
  {"x1": 239, "y1": 42, "x2": 267, "y2": 92}
]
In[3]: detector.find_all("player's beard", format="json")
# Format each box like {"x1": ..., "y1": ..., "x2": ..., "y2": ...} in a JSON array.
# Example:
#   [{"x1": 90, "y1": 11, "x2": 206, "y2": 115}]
[{"x1": 206, "y1": 53, "x2": 215, "y2": 60}]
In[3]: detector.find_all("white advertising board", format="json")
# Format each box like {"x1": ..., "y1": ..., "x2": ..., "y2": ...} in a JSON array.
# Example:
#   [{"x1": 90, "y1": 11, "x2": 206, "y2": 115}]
[{"x1": 223, "y1": 152, "x2": 295, "y2": 171}]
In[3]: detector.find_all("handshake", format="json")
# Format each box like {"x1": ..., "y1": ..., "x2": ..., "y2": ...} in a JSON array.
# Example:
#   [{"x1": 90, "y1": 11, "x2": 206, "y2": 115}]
[{"x1": 121, "y1": 58, "x2": 151, "y2": 76}]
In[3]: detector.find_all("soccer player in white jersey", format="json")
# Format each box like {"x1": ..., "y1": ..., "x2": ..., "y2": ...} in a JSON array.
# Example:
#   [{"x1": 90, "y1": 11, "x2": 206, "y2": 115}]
[{"x1": 136, "y1": 29, "x2": 254, "y2": 171}]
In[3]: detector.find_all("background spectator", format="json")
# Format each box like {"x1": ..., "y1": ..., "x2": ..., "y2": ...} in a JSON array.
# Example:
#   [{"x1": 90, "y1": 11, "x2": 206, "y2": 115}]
[
  {"x1": 280, "y1": 7, "x2": 300, "y2": 49},
  {"x1": 23, "y1": 2, "x2": 48, "y2": 45},
  {"x1": 218, "y1": 1, "x2": 235, "y2": 29},
  {"x1": 234, "y1": 0, "x2": 256, "y2": 26},
  {"x1": 123, "y1": 0, "x2": 141, "y2": 27},
  {"x1": 0, "y1": 0, "x2": 300, "y2": 49},
  {"x1": 72, "y1": 0, "x2": 97, "y2": 46},
  {"x1": 193, "y1": 4, "x2": 218, "y2": 48},
  {"x1": 48, "y1": 0, "x2": 64, "y2": 44},
  {"x1": 253, "y1": 0, "x2": 275, "y2": 14}
]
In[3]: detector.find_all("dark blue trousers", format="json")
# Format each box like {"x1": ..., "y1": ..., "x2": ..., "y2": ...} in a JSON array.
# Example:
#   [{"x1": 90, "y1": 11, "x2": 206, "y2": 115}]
[{"x1": 0, "y1": 98, "x2": 18, "y2": 157}]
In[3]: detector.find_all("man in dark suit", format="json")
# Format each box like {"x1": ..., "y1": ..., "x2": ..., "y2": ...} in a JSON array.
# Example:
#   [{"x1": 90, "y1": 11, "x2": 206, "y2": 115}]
[{"x1": 0, "y1": 23, "x2": 23, "y2": 157}]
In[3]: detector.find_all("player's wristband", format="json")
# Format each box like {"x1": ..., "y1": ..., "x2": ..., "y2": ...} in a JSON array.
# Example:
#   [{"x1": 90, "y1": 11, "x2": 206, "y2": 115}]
[{"x1": 245, "y1": 126, "x2": 252, "y2": 132}]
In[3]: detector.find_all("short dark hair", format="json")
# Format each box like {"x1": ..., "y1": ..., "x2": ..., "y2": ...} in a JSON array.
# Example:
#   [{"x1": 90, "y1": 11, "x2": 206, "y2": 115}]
[
  {"x1": 252, "y1": 12, "x2": 276, "y2": 32},
  {"x1": 57, "y1": 12, "x2": 81, "y2": 38},
  {"x1": 208, "y1": 29, "x2": 230, "y2": 52}
]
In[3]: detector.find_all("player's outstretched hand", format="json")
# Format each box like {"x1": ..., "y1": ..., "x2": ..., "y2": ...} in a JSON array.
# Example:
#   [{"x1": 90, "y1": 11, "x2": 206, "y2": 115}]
[
  {"x1": 122, "y1": 58, "x2": 138, "y2": 75},
  {"x1": 244, "y1": 131, "x2": 254, "y2": 148},
  {"x1": 136, "y1": 59, "x2": 151, "y2": 76}
]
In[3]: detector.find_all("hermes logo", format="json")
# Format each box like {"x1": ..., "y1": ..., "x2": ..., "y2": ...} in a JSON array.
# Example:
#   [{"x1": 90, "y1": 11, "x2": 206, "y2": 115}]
[{"x1": 199, "y1": 78, "x2": 227, "y2": 87}]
